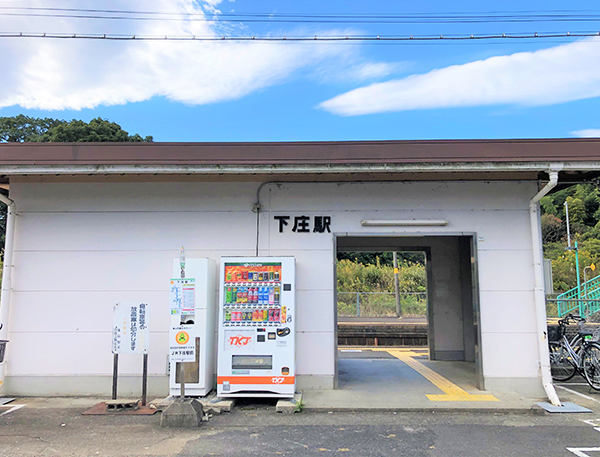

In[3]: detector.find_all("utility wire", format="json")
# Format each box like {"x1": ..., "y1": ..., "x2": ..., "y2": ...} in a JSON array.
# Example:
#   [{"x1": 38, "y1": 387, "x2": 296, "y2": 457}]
[
  {"x1": 3, "y1": 8, "x2": 600, "y2": 24},
  {"x1": 1, "y1": 31, "x2": 599, "y2": 43},
  {"x1": 4, "y1": 11, "x2": 600, "y2": 24},
  {"x1": 3, "y1": 6, "x2": 600, "y2": 20}
]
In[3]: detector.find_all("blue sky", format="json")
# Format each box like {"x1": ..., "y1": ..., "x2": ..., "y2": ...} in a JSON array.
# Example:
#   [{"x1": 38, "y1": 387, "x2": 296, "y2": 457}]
[{"x1": 1, "y1": 0, "x2": 600, "y2": 141}]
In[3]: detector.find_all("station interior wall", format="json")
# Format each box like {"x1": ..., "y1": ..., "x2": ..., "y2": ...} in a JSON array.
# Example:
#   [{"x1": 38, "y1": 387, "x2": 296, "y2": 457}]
[{"x1": 3, "y1": 179, "x2": 544, "y2": 397}]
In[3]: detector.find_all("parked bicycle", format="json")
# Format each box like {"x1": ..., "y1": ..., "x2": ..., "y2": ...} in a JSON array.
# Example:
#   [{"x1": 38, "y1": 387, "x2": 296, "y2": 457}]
[{"x1": 549, "y1": 314, "x2": 600, "y2": 389}]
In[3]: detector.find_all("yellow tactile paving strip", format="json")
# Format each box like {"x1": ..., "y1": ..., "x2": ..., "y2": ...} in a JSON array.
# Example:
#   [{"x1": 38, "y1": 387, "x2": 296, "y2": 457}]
[{"x1": 341, "y1": 347, "x2": 499, "y2": 402}]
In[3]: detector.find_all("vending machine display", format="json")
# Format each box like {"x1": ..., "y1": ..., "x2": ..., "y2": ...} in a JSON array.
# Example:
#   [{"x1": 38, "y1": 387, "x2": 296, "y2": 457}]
[{"x1": 217, "y1": 257, "x2": 295, "y2": 398}]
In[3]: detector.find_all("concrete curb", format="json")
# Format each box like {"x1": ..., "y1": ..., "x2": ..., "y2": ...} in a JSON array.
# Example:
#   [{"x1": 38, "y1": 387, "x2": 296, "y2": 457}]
[{"x1": 301, "y1": 405, "x2": 547, "y2": 415}]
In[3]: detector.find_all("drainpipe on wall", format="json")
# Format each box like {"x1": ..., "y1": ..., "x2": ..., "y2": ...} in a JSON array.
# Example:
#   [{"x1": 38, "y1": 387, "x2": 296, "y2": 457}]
[
  {"x1": 530, "y1": 170, "x2": 560, "y2": 406},
  {"x1": 0, "y1": 193, "x2": 15, "y2": 392}
]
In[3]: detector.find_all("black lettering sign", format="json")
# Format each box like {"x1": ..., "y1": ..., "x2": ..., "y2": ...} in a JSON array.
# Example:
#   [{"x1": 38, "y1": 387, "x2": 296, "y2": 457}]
[
  {"x1": 274, "y1": 215, "x2": 290, "y2": 233},
  {"x1": 292, "y1": 216, "x2": 310, "y2": 233}
]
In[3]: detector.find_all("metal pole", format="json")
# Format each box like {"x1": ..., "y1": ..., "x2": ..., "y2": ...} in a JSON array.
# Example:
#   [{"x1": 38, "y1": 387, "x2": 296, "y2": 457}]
[
  {"x1": 179, "y1": 363, "x2": 185, "y2": 399},
  {"x1": 112, "y1": 354, "x2": 118, "y2": 400},
  {"x1": 141, "y1": 353, "x2": 148, "y2": 407},
  {"x1": 356, "y1": 292, "x2": 360, "y2": 317},
  {"x1": 393, "y1": 252, "x2": 401, "y2": 317},
  {"x1": 576, "y1": 241, "x2": 581, "y2": 295},
  {"x1": 564, "y1": 201, "x2": 571, "y2": 248},
  {"x1": 575, "y1": 241, "x2": 582, "y2": 315}
]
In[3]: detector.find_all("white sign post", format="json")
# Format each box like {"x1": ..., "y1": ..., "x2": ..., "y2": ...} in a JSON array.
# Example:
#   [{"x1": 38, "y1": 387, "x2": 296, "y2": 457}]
[{"x1": 111, "y1": 302, "x2": 150, "y2": 405}]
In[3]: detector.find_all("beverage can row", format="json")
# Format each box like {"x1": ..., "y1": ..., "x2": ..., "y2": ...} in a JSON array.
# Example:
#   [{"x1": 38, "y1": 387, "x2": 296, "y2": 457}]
[
  {"x1": 225, "y1": 286, "x2": 280, "y2": 305},
  {"x1": 226, "y1": 270, "x2": 281, "y2": 282},
  {"x1": 225, "y1": 308, "x2": 282, "y2": 323}
]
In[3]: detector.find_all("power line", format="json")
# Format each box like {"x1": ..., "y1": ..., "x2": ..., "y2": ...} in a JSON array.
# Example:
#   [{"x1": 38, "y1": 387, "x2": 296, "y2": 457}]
[
  {"x1": 3, "y1": 8, "x2": 600, "y2": 24},
  {"x1": 3, "y1": 6, "x2": 600, "y2": 18},
  {"x1": 1, "y1": 31, "x2": 599, "y2": 43}
]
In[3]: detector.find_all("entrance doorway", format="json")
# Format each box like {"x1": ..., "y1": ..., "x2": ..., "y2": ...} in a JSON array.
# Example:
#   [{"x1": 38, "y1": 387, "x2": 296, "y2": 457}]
[{"x1": 334, "y1": 235, "x2": 483, "y2": 395}]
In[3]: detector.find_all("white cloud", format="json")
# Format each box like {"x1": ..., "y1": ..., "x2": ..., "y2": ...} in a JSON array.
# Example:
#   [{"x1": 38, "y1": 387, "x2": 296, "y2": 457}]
[
  {"x1": 572, "y1": 129, "x2": 600, "y2": 138},
  {"x1": 310, "y1": 59, "x2": 406, "y2": 84},
  {"x1": 0, "y1": 0, "x2": 376, "y2": 111},
  {"x1": 348, "y1": 62, "x2": 402, "y2": 81},
  {"x1": 319, "y1": 38, "x2": 600, "y2": 116}
]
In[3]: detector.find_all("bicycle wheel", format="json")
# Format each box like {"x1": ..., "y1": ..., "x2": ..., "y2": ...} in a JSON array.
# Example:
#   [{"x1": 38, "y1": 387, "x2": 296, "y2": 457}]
[
  {"x1": 582, "y1": 342, "x2": 600, "y2": 390},
  {"x1": 549, "y1": 341, "x2": 577, "y2": 382}
]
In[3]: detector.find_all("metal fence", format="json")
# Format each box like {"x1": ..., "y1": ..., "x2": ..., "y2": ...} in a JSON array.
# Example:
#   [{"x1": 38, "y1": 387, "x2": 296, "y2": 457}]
[
  {"x1": 337, "y1": 291, "x2": 427, "y2": 317},
  {"x1": 546, "y1": 298, "x2": 600, "y2": 320}
]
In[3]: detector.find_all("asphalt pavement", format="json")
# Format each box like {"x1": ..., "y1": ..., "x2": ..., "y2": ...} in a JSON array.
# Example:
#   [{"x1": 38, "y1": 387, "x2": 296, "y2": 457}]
[{"x1": 2, "y1": 396, "x2": 600, "y2": 456}]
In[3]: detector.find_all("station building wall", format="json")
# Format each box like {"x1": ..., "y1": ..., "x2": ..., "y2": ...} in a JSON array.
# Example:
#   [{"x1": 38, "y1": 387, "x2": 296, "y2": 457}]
[{"x1": 3, "y1": 179, "x2": 543, "y2": 397}]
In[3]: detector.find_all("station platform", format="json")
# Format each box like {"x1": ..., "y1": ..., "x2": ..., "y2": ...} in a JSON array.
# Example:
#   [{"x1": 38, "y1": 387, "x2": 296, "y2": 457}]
[
  {"x1": 302, "y1": 347, "x2": 558, "y2": 412},
  {"x1": 338, "y1": 316, "x2": 563, "y2": 346}
]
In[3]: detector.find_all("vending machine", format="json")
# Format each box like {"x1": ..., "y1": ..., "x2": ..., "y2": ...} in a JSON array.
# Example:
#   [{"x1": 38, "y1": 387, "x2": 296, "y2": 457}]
[
  {"x1": 217, "y1": 257, "x2": 296, "y2": 398},
  {"x1": 169, "y1": 258, "x2": 216, "y2": 397}
]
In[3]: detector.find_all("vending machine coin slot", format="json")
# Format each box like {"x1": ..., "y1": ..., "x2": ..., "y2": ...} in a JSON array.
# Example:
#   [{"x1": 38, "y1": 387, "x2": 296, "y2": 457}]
[{"x1": 277, "y1": 327, "x2": 290, "y2": 337}]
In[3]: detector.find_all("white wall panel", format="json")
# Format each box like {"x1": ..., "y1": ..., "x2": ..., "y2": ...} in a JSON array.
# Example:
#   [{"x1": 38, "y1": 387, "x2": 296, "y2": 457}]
[
  {"x1": 14, "y1": 212, "x2": 258, "y2": 251},
  {"x1": 11, "y1": 250, "x2": 255, "y2": 292},
  {"x1": 267, "y1": 181, "x2": 538, "y2": 211},
  {"x1": 296, "y1": 332, "x2": 335, "y2": 376},
  {"x1": 6, "y1": 332, "x2": 168, "y2": 375},
  {"x1": 480, "y1": 332, "x2": 540, "y2": 378},
  {"x1": 10, "y1": 182, "x2": 259, "y2": 212},
  {"x1": 479, "y1": 291, "x2": 537, "y2": 334},
  {"x1": 478, "y1": 250, "x2": 535, "y2": 292},
  {"x1": 6, "y1": 179, "x2": 542, "y2": 391},
  {"x1": 9, "y1": 291, "x2": 171, "y2": 333},
  {"x1": 295, "y1": 290, "x2": 335, "y2": 333}
]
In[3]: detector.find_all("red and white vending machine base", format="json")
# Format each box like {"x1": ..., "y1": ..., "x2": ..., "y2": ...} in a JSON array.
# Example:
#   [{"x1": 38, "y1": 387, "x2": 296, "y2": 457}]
[{"x1": 217, "y1": 257, "x2": 295, "y2": 398}]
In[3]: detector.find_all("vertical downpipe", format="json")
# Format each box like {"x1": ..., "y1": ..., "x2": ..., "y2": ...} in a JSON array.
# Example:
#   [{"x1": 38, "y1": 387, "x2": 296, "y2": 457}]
[
  {"x1": 0, "y1": 194, "x2": 16, "y2": 392},
  {"x1": 530, "y1": 171, "x2": 560, "y2": 406}
]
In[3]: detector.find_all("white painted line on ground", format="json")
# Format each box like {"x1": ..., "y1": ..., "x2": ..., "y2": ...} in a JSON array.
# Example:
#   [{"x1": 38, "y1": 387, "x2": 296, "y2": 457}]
[
  {"x1": 583, "y1": 419, "x2": 600, "y2": 426},
  {"x1": 594, "y1": 427, "x2": 600, "y2": 434},
  {"x1": 556, "y1": 385, "x2": 600, "y2": 404},
  {"x1": 0, "y1": 404, "x2": 25, "y2": 416},
  {"x1": 567, "y1": 447, "x2": 600, "y2": 456}
]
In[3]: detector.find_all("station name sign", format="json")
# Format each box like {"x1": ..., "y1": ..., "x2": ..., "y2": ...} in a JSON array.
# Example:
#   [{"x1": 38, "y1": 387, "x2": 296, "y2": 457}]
[{"x1": 274, "y1": 215, "x2": 332, "y2": 233}]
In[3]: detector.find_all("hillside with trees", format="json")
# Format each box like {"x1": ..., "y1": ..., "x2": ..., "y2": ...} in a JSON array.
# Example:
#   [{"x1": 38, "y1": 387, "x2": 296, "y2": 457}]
[{"x1": 541, "y1": 183, "x2": 600, "y2": 293}]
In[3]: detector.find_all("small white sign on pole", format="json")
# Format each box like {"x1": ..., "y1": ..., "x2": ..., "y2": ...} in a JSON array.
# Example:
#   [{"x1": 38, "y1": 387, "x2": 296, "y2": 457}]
[
  {"x1": 112, "y1": 302, "x2": 150, "y2": 354},
  {"x1": 169, "y1": 278, "x2": 196, "y2": 315},
  {"x1": 169, "y1": 324, "x2": 196, "y2": 362}
]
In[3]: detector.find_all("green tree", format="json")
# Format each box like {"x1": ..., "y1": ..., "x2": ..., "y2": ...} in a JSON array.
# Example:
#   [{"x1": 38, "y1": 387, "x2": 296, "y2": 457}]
[
  {"x1": 540, "y1": 196, "x2": 558, "y2": 216},
  {"x1": 565, "y1": 196, "x2": 586, "y2": 233},
  {"x1": 0, "y1": 115, "x2": 152, "y2": 143},
  {"x1": 39, "y1": 118, "x2": 153, "y2": 142},
  {"x1": 0, "y1": 114, "x2": 64, "y2": 142},
  {"x1": 541, "y1": 214, "x2": 565, "y2": 244},
  {"x1": 337, "y1": 251, "x2": 425, "y2": 266}
]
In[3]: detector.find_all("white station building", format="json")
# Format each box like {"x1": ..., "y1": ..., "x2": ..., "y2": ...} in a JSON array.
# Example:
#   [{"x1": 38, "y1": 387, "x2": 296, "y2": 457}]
[{"x1": 0, "y1": 139, "x2": 598, "y2": 401}]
